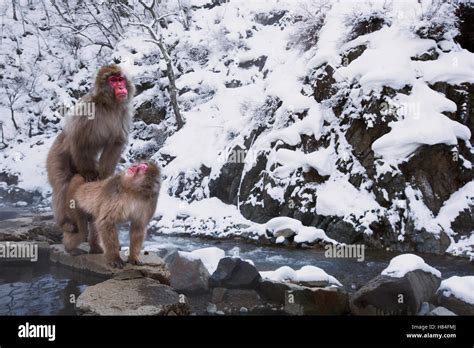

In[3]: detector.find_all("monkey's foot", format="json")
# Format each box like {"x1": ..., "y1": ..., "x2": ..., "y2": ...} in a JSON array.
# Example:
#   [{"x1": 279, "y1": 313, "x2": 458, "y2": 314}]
[
  {"x1": 108, "y1": 257, "x2": 126, "y2": 269},
  {"x1": 127, "y1": 257, "x2": 143, "y2": 266},
  {"x1": 67, "y1": 248, "x2": 88, "y2": 256}
]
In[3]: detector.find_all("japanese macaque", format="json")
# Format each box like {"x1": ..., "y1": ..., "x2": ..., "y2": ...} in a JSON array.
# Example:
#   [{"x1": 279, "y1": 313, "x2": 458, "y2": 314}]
[
  {"x1": 47, "y1": 64, "x2": 135, "y2": 237},
  {"x1": 64, "y1": 161, "x2": 161, "y2": 268}
]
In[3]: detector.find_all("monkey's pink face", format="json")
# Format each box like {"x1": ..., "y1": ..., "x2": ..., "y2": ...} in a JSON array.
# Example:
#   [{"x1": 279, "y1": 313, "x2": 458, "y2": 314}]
[
  {"x1": 126, "y1": 163, "x2": 148, "y2": 178},
  {"x1": 108, "y1": 75, "x2": 128, "y2": 101}
]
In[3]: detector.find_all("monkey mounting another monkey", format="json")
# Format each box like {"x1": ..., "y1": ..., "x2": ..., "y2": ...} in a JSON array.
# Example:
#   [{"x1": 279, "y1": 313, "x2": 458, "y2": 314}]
[
  {"x1": 46, "y1": 64, "x2": 135, "y2": 250},
  {"x1": 67, "y1": 161, "x2": 161, "y2": 268}
]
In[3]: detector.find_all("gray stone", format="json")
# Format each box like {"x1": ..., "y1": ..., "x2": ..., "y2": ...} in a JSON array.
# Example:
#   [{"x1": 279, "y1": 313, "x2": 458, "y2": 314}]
[
  {"x1": 211, "y1": 288, "x2": 264, "y2": 314},
  {"x1": 417, "y1": 301, "x2": 436, "y2": 316},
  {"x1": 76, "y1": 277, "x2": 190, "y2": 315},
  {"x1": 427, "y1": 306, "x2": 457, "y2": 316},
  {"x1": 436, "y1": 291, "x2": 474, "y2": 315},
  {"x1": 350, "y1": 270, "x2": 441, "y2": 315},
  {"x1": 0, "y1": 217, "x2": 62, "y2": 244},
  {"x1": 209, "y1": 257, "x2": 261, "y2": 289},
  {"x1": 167, "y1": 251, "x2": 210, "y2": 293},
  {"x1": 285, "y1": 287, "x2": 349, "y2": 315},
  {"x1": 49, "y1": 244, "x2": 170, "y2": 284},
  {"x1": 273, "y1": 228, "x2": 296, "y2": 239}
]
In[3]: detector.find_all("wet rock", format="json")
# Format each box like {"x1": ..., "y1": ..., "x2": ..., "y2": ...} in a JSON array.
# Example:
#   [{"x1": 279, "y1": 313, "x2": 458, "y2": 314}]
[
  {"x1": 285, "y1": 287, "x2": 349, "y2": 315},
  {"x1": 76, "y1": 277, "x2": 189, "y2": 315},
  {"x1": 134, "y1": 100, "x2": 166, "y2": 125},
  {"x1": 166, "y1": 251, "x2": 210, "y2": 293},
  {"x1": 341, "y1": 45, "x2": 367, "y2": 65},
  {"x1": 411, "y1": 48, "x2": 439, "y2": 61},
  {"x1": 417, "y1": 301, "x2": 435, "y2": 315},
  {"x1": 427, "y1": 306, "x2": 457, "y2": 316},
  {"x1": 254, "y1": 10, "x2": 287, "y2": 26},
  {"x1": 238, "y1": 55, "x2": 267, "y2": 71},
  {"x1": 208, "y1": 145, "x2": 246, "y2": 205},
  {"x1": 0, "y1": 172, "x2": 19, "y2": 185},
  {"x1": 348, "y1": 16, "x2": 385, "y2": 41},
  {"x1": 0, "y1": 186, "x2": 42, "y2": 205},
  {"x1": 350, "y1": 270, "x2": 441, "y2": 315},
  {"x1": 436, "y1": 291, "x2": 474, "y2": 315},
  {"x1": 312, "y1": 64, "x2": 337, "y2": 103},
  {"x1": 257, "y1": 279, "x2": 302, "y2": 304},
  {"x1": 224, "y1": 79, "x2": 242, "y2": 88},
  {"x1": 209, "y1": 257, "x2": 261, "y2": 289},
  {"x1": 325, "y1": 220, "x2": 362, "y2": 244},
  {"x1": 455, "y1": 4, "x2": 474, "y2": 52},
  {"x1": 49, "y1": 244, "x2": 170, "y2": 284},
  {"x1": 273, "y1": 227, "x2": 296, "y2": 239},
  {"x1": 0, "y1": 217, "x2": 62, "y2": 244},
  {"x1": 211, "y1": 288, "x2": 263, "y2": 313},
  {"x1": 400, "y1": 144, "x2": 472, "y2": 215}
]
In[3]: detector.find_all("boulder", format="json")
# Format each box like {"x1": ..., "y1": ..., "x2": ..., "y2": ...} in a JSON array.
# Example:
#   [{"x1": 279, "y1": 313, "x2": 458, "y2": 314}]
[
  {"x1": 166, "y1": 251, "x2": 210, "y2": 293},
  {"x1": 211, "y1": 288, "x2": 263, "y2": 313},
  {"x1": 350, "y1": 270, "x2": 441, "y2": 315},
  {"x1": 0, "y1": 217, "x2": 62, "y2": 244},
  {"x1": 49, "y1": 244, "x2": 170, "y2": 284},
  {"x1": 436, "y1": 293, "x2": 474, "y2": 315},
  {"x1": 285, "y1": 286, "x2": 349, "y2": 315},
  {"x1": 427, "y1": 306, "x2": 457, "y2": 316},
  {"x1": 76, "y1": 277, "x2": 189, "y2": 315},
  {"x1": 209, "y1": 257, "x2": 261, "y2": 289},
  {"x1": 435, "y1": 276, "x2": 474, "y2": 315}
]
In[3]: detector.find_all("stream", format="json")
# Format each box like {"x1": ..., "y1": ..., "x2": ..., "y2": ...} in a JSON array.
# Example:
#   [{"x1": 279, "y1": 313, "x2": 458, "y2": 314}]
[{"x1": 1, "y1": 206, "x2": 473, "y2": 315}]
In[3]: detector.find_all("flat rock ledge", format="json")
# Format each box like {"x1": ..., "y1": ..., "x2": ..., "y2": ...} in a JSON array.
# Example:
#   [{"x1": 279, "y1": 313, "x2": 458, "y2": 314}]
[
  {"x1": 76, "y1": 277, "x2": 190, "y2": 315},
  {"x1": 49, "y1": 244, "x2": 170, "y2": 285}
]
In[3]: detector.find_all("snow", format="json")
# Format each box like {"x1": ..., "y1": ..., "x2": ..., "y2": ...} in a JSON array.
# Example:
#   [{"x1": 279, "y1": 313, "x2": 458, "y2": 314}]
[
  {"x1": 316, "y1": 177, "x2": 381, "y2": 218},
  {"x1": 372, "y1": 82, "x2": 471, "y2": 160},
  {"x1": 179, "y1": 247, "x2": 225, "y2": 274},
  {"x1": 271, "y1": 147, "x2": 333, "y2": 178},
  {"x1": 381, "y1": 254, "x2": 441, "y2": 278},
  {"x1": 438, "y1": 276, "x2": 474, "y2": 305},
  {"x1": 264, "y1": 216, "x2": 336, "y2": 244},
  {"x1": 260, "y1": 265, "x2": 343, "y2": 287}
]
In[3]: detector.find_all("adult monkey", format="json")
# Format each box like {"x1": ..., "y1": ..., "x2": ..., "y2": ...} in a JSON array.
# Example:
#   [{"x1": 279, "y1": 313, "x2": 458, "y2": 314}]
[{"x1": 47, "y1": 64, "x2": 135, "y2": 254}]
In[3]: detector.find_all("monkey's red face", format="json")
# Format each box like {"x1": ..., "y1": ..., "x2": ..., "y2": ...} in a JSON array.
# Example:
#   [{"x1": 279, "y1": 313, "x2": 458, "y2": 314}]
[
  {"x1": 108, "y1": 75, "x2": 128, "y2": 101},
  {"x1": 126, "y1": 163, "x2": 148, "y2": 178}
]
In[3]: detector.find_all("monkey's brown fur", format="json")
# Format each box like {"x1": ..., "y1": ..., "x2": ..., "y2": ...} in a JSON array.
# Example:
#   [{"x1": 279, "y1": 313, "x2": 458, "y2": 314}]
[
  {"x1": 66, "y1": 161, "x2": 161, "y2": 268},
  {"x1": 47, "y1": 64, "x2": 135, "y2": 251}
]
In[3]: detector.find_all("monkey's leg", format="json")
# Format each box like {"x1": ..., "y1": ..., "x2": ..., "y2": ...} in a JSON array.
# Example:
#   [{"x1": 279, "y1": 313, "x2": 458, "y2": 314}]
[
  {"x1": 128, "y1": 222, "x2": 146, "y2": 266},
  {"x1": 88, "y1": 221, "x2": 104, "y2": 254},
  {"x1": 96, "y1": 220, "x2": 125, "y2": 268},
  {"x1": 63, "y1": 229, "x2": 87, "y2": 256}
]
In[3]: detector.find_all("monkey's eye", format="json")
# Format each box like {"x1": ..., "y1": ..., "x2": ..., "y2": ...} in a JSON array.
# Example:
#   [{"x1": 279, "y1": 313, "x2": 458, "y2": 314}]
[{"x1": 109, "y1": 76, "x2": 125, "y2": 83}]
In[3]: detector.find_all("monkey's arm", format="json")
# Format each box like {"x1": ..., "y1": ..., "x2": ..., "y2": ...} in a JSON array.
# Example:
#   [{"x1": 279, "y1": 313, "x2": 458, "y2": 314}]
[{"x1": 99, "y1": 140, "x2": 125, "y2": 179}]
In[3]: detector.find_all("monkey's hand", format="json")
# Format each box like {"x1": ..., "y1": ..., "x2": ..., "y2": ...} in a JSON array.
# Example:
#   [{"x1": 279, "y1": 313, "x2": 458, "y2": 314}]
[
  {"x1": 128, "y1": 256, "x2": 144, "y2": 266},
  {"x1": 81, "y1": 169, "x2": 100, "y2": 182}
]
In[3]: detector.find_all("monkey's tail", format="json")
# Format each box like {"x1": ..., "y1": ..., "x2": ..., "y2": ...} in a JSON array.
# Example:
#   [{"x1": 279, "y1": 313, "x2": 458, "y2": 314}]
[{"x1": 46, "y1": 135, "x2": 75, "y2": 228}]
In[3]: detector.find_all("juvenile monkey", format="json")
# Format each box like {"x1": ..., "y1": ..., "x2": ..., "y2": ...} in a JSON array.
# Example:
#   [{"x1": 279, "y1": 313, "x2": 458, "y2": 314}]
[
  {"x1": 47, "y1": 64, "x2": 135, "y2": 239},
  {"x1": 66, "y1": 161, "x2": 161, "y2": 268}
]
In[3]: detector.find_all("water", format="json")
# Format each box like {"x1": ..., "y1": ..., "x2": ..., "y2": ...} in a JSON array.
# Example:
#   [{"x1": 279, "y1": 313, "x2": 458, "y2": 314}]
[
  {"x1": 140, "y1": 233, "x2": 474, "y2": 291},
  {"x1": 0, "y1": 257, "x2": 103, "y2": 315}
]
